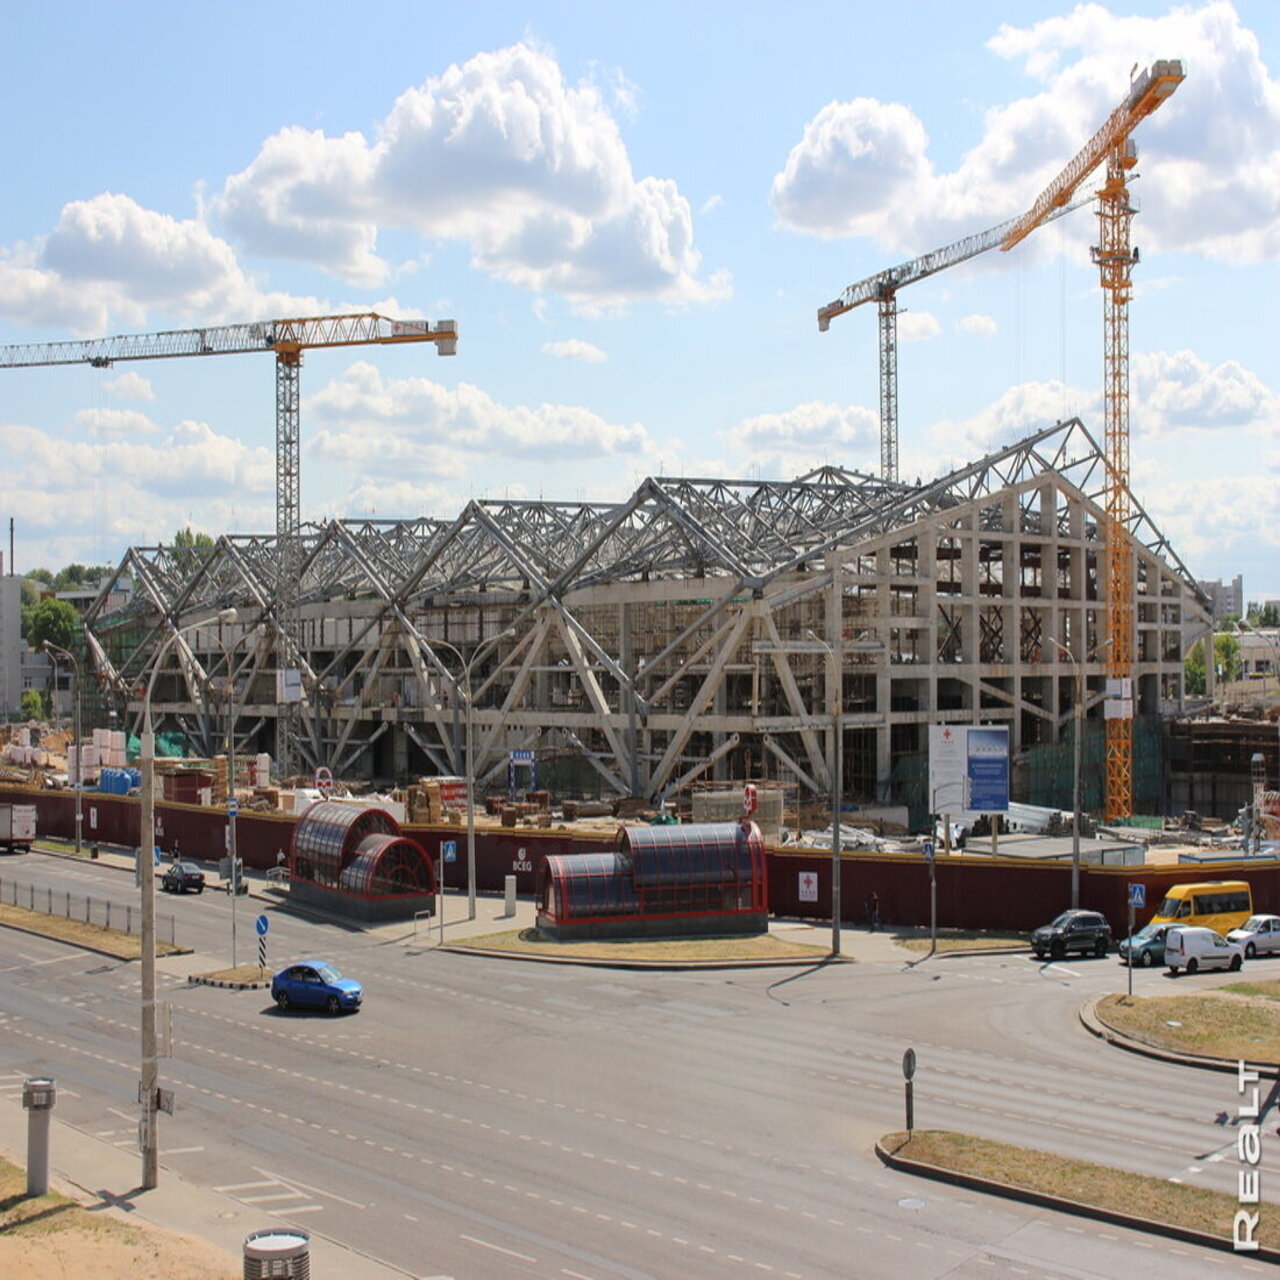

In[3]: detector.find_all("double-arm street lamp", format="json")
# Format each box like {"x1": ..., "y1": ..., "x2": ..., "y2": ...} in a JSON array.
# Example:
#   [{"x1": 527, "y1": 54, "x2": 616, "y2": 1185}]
[
  {"x1": 424, "y1": 629, "x2": 515, "y2": 921},
  {"x1": 138, "y1": 606, "x2": 236, "y2": 1190},
  {"x1": 193, "y1": 614, "x2": 247, "y2": 965},
  {"x1": 806, "y1": 631, "x2": 843, "y2": 957},
  {"x1": 42, "y1": 640, "x2": 83, "y2": 856},
  {"x1": 1048, "y1": 634, "x2": 1111, "y2": 909}
]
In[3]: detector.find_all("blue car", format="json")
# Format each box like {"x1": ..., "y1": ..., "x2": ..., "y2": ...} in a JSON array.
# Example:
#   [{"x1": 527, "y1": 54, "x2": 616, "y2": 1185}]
[
  {"x1": 271, "y1": 960, "x2": 363, "y2": 1015},
  {"x1": 1117, "y1": 921, "x2": 1173, "y2": 967}
]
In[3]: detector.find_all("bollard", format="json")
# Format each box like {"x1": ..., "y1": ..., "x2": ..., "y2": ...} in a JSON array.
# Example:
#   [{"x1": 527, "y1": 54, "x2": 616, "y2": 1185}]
[
  {"x1": 90, "y1": 843, "x2": 99, "y2": 860},
  {"x1": 504, "y1": 873, "x2": 517, "y2": 917},
  {"x1": 244, "y1": 1227, "x2": 310, "y2": 1279},
  {"x1": 22, "y1": 1076, "x2": 56, "y2": 1196}
]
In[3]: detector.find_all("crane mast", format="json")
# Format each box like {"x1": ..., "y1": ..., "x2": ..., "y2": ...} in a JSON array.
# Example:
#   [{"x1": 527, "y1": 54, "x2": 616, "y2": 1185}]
[
  {"x1": 818, "y1": 200, "x2": 1083, "y2": 484},
  {"x1": 1, "y1": 311, "x2": 458, "y2": 777},
  {"x1": 1001, "y1": 59, "x2": 1184, "y2": 821}
]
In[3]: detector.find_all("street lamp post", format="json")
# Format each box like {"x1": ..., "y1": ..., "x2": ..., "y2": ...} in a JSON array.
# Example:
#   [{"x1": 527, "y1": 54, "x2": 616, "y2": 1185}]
[
  {"x1": 1049, "y1": 635, "x2": 1111, "y2": 909},
  {"x1": 424, "y1": 629, "x2": 515, "y2": 921},
  {"x1": 138, "y1": 606, "x2": 235, "y2": 1189},
  {"x1": 43, "y1": 641, "x2": 83, "y2": 856},
  {"x1": 197, "y1": 614, "x2": 244, "y2": 965},
  {"x1": 807, "y1": 631, "x2": 842, "y2": 956}
]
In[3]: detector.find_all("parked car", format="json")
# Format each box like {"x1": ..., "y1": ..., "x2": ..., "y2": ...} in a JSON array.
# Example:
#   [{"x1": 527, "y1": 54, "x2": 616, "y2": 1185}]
[
  {"x1": 1164, "y1": 925, "x2": 1243, "y2": 975},
  {"x1": 1226, "y1": 914, "x2": 1280, "y2": 959},
  {"x1": 1030, "y1": 909, "x2": 1112, "y2": 959},
  {"x1": 271, "y1": 960, "x2": 363, "y2": 1015},
  {"x1": 161, "y1": 861, "x2": 205, "y2": 894},
  {"x1": 1117, "y1": 920, "x2": 1173, "y2": 967}
]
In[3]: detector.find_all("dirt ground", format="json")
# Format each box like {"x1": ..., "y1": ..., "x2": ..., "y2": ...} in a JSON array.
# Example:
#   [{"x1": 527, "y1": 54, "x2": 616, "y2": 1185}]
[
  {"x1": 0, "y1": 1156, "x2": 238, "y2": 1279},
  {"x1": 0, "y1": 1225, "x2": 239, "y2": 1279}
]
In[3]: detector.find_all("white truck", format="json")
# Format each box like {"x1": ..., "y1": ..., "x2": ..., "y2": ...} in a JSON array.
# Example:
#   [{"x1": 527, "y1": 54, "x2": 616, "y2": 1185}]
[{"x1": 0, "y1": 803, "x2": 37, "y2": 853}]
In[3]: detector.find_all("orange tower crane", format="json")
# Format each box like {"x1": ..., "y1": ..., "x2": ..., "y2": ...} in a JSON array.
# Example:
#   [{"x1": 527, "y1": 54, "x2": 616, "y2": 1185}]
[
  {"x1": 1, "y1": 312, "x2": 458, "y2": 775},
  {"x1": 1001, "y1": 59, "x2": 1184, "y2": 821}
]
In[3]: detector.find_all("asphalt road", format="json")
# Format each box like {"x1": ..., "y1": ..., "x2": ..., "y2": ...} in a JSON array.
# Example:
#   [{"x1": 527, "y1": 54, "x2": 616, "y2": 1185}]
[{"x1": 1, "y1": 850, "x2": 1276, "y2": 1278}]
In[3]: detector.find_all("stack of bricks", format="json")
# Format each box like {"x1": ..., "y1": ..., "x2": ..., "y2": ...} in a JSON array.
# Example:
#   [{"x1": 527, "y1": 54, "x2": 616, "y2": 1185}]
[{"x1": 211, "y1": 754, "x2": 229, "y2": 805}]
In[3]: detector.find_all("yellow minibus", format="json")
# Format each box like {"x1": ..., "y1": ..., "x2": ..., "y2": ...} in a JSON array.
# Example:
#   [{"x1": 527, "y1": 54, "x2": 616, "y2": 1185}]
[{"x1": 1149, "y1": 880, "x2": 1253, "y2": 935}]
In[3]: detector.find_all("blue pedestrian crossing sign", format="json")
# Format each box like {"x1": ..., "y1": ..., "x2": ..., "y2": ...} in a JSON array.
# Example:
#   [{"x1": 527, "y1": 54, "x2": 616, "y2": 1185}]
[
  {"x1": 922, "y1": 840, "x2": 935, "y2": 863},
  {"x1": 442, "y1": 840, "x2": 457, "y2": 863},
  {"x1": 1128, "y1": 883, "x2": 1146, "y2": 909}
]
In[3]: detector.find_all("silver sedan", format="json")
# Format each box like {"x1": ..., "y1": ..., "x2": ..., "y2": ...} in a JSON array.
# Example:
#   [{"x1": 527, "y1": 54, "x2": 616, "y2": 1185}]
[{"x1": 1227, "y1": 914, "x2": 1280, "y2": 959}]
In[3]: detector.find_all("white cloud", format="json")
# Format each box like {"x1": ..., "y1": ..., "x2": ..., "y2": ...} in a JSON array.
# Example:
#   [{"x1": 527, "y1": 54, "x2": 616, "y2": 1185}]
[
  {"x1": 770, "y1": 98, "x2": 934, "y2": 243},
  {"x1": 542, "y1": 338, "x2": 607, "y2": 362},
  {"x1": 103, "y1": 370, "x2": 155, "y2": 401},
  {"x1": 772, "y1": 2, "x2": 1280, "y2": 263},
  {"x1": 722, "y1": 400, "x2": 880, "y2": 476},
  {"x1": 959, "y1": 313, "x2": 998, "y2": 336},
  {"x1": 214, "y1": 43, "x2": 730, "y2": 311},
  {"x1": 899, "y1": 310, "x2": 940, "y2": 342},
  {"x1": 1142, "y1": 473, "x2": 1280, "y2": 577},
  {"x1": 1133, "y1": 348, "x2": 1279, "y2": 435},
  {"x1": 74, "y1": 407, "x2": 161, "y2": 439},
  {"x1": 921, "y1": 378, "x2": 1096, "y2": 468},
  {"x1": 307, "y1": 361, "x2": 655, "y2": 476},
  {"x1": 0, "y1": 192, "x2": 326, "y2": 334},
  {"x1": 0, "y1": 417, "x2": 274, "y2": 552}
]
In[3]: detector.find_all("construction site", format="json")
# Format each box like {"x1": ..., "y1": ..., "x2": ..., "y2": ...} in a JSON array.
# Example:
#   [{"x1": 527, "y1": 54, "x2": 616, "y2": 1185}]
[{"x1": 3, "y1": 58, "x2": 1263, "y2": 853}]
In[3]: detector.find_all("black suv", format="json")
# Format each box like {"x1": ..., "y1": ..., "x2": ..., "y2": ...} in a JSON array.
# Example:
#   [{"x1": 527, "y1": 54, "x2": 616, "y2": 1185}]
[{"x1": 1030, "y1": 909, "x2": 1111, "y2": 959}]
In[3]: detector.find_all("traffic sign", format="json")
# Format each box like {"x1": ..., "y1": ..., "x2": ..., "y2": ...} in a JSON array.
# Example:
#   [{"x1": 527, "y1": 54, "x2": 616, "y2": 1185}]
[
  {"x1": 255, "y1": 914, "x2": 270, "y2": 937},
  {"x1": 442, "y1": 839, "x2": 457, "y2": 863},
  {"x1": 902, "y1": 1048, "x2": 917, "y2": 1081},
  {"x1": 1128, "y1": 883, "x2": 1146, "y2": 909},
  {"x1": 227, "y1": 797, "x2": 239, "y2": 817},
  {"x1": 922, "y1": 840, "x2": 935, "y2": 863}
]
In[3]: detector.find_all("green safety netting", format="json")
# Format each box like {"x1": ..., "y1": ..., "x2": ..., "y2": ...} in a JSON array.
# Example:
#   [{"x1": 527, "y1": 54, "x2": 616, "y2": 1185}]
[{"x1": 125, "y1": 731, "x2": 190, "y2": 761}]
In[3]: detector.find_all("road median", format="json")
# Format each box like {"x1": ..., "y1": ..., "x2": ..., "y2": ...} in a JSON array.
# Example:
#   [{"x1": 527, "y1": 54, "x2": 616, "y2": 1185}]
[{"x1": 877, "y1": 1129, "x2": 1276, "y2": 1259}]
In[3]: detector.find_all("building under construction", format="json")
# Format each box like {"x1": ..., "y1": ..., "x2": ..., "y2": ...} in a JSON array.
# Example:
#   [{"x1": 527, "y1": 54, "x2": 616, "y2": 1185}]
[{"x1": 83, "y1": 416, "x2": 1211, "y2": 818}]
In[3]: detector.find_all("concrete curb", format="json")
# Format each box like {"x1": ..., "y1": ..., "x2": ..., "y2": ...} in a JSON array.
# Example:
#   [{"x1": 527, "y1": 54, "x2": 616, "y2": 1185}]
[
  {"x1": 0, "y1": 916, "x2": 139, "y2": 961},
  {"x1": 0, "y1": 915, "x2": 193, "y2": 964},
  {"x1": 440, "y1": 942, "x2": 851, "y2": 969},
  {"x1": 188, "y1": 974, "x2": 271, "y2": 990},
  {"x1": 34, "y1": 843, "x2": 273, "y2": 903},
  {"x1": 875, "y1": 1136, "x2": 1279, "y2": 1262},
  {"x1": 1078, "y1": 995, "x2": 1275, "y2": 1076}
]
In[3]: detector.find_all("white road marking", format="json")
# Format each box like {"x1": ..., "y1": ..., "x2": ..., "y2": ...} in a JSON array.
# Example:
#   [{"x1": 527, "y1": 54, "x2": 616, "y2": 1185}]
[{"x1": 460, "y1": 1235, "x2": 536, "y2": 1263}]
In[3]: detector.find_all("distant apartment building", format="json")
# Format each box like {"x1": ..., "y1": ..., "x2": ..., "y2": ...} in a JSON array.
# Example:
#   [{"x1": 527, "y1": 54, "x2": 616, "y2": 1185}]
[{"x1": 1199, "y1": 574, "x2": 1243, "y2": 620}]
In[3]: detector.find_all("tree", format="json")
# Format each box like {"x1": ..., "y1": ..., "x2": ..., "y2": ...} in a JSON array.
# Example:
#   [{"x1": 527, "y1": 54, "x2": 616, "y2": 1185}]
[
  {"x1": 20, "y1": 689, "x2": 45, "y2": 721},
  {"x1": 173, "y1": 526, "x2": 215, "y2": 577},
  {"x1": 1185, "y1": 633, "x2": 1240, "y2": 696},
  {"x1": 51, "y1": 563, "x2": 115, "y2": 591},
  {"x1": 1185, "y1": 641, "x2": 1205, "y2": 695},
  {"x1": 1217, "y1": 632, "x2": 1241, "y2": 682},
  {"x1": 28, "y1": 597, "x2": 80, "y2": 655}
]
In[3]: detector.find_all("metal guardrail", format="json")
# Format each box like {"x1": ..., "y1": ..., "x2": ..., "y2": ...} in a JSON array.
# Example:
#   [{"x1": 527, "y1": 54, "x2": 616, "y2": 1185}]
[{"x1": 0, "y1": 876, "x2": 177, "y2": 946}]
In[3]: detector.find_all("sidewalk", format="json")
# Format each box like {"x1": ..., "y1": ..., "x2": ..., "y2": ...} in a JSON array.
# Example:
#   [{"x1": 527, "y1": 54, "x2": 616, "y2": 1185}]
[{"x1": 0, "y1": 1095, "x2": 415, "y2": 1278}]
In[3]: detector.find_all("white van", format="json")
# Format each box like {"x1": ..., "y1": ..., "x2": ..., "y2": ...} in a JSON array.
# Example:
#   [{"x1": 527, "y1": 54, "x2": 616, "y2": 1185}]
[{"x1": 1164, "y1": 925, "x2": 1244, "y2": 975}]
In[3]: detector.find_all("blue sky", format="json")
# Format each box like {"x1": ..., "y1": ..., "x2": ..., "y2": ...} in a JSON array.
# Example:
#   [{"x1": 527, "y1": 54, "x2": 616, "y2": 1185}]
[{"x1": 1, "y1": 2, "x2": 1277, "y2": 602}]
